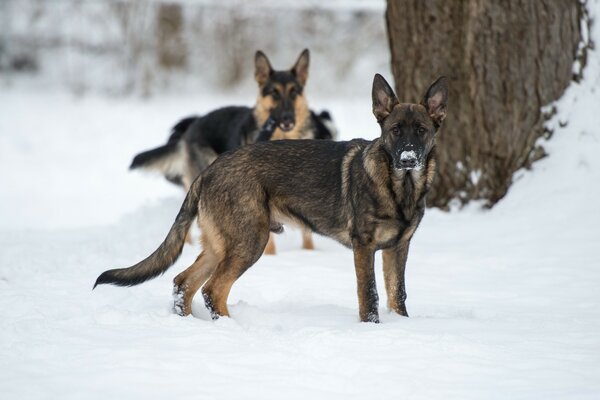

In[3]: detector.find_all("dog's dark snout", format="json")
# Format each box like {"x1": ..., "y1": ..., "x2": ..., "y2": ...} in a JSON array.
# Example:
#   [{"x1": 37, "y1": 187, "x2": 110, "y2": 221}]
[
  {"x1": 399, "y1": 158, "x2": 417, "y2": 168},
  {"x1": 279, "y1": 112, "x2": 295, "y2": 131},
  {"x1": 282, "y1": 112, "x2": 294, "y2": 123},
  {"x1": 397, "y1": 149, "x2": 418, "y2": 169}
]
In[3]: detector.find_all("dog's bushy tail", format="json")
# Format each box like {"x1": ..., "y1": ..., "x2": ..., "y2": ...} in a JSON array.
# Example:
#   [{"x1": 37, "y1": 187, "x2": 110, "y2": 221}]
[
  {"x1": 129, "y1": 117, "x2": 197, "y2": 186},
  {"x1": 94, "y1": 177, "x2": 202, "y2": 288}
]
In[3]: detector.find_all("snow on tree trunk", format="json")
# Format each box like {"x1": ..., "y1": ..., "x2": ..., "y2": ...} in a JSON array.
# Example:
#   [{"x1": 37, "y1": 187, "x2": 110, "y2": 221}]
[{"x1": 386, "y1": 0, "x2": 586, "y2": 208}]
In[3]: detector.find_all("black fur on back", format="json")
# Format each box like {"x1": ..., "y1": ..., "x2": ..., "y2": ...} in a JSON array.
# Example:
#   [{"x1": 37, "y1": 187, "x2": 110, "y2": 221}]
[
  {"x1": 167, "y1": 116, "x2": 198, "y2": 144},
  {"x1": 183, "y1": 106, "x2": 258, "y2": 153},
  {"x1": 181, "y1": 107, "x2": 336, "y2": 154},
  {"x1": 129, "y1": 106, "x2": 337, "y2": 187}
]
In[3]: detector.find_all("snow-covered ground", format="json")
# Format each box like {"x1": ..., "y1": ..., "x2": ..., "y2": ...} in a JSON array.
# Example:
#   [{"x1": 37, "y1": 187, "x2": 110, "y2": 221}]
[{"x1": 2, "y1": 17, "x2": 600, "y2": 400}]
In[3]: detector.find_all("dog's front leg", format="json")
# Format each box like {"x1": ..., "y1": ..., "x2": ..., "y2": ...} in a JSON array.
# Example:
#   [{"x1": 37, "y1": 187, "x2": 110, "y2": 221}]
[
  {"x1": 352, "y1": 243, "x2": 379, "y2": 323},
  {"x1": 382, "y1": 239, "x2": 411, "y2": 317}
]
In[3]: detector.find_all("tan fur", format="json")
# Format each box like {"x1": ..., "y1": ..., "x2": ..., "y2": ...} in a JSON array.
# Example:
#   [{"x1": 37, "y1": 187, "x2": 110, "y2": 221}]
[
  {"x1": 352, "y1": 243, "x2": 378, "y2": 322},
  {"x1": 253, "y1": 95, "x2": 273, "y2": 133},
  {"x1": 198, "y1": 215, "x2": 226, "y2": 260},
  {"x1": 254, "y1": 94, "x2": 312, "y2": 141},
  {"x1": 173, "y1": 249, "x2": 218, "y2": 316},
  {"x1": 382, "y1": 222, "x2": 416, "y2": 316},
  {"x1": 363, "y1": 143, "x2": 392, "y2": 201},
  {"x1": 200, "y1": 223, "x2": 270, "y2": 318},
  {"x1": 382, "y1": 247, "x2": 404, "y2": 314},
  {"x1": 425, "y1": 155, "x2": 437, "y2": 189},
  {"x1": 264, "y1": 233, "x2": 277, "y2": 255},
  {"x1": 341, "y1": 145, "x2": 363, "y2": 190},
  {"x1": 301, "y1": 230, "x2": 314, "y2": 250}
]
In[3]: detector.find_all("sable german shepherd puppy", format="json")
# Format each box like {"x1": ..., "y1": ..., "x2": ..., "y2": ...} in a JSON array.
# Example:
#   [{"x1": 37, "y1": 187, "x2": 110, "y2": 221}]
[
  {"x1": 95, "y1": 74, "x2": 448, "y2": 323},
  {"x1": 130, "y1": 49, "x2": 336, "y2": 254}
]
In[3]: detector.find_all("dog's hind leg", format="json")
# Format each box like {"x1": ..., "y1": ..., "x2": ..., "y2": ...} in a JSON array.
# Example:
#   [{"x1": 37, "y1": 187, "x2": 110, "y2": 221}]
[
  {"x1": 264, "y1": 233, "x2": 276, "y2": 255},
  {"x1": 201, "y1": 226, "x2": 269, "y2": 319},
  {"x1": 173, "y1": 248, "x2": 218, "y2": 316},
  {"x1": 301, "y1": 230, "x2": 314, "y2": 250}
]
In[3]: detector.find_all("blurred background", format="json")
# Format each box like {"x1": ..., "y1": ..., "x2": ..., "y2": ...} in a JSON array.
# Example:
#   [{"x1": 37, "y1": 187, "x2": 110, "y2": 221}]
[
  {"x1": 1, "y1": 0, "x2": 588, "y2": 211},
  {"x1": 0, "y1": 0, "x2": 389, "y2": 98}
]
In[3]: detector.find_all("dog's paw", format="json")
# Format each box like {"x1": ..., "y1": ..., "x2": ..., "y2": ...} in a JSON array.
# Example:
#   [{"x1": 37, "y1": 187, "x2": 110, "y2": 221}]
[
  {"x1": 361, "y1": 312, "x2": 380, "y2": 323},
  {"x1": 202, "y1": 291, "x2": 221, "y2": 320},
  {"x1": 172, "y1": 285, "x2": 188, "y2": 316}
]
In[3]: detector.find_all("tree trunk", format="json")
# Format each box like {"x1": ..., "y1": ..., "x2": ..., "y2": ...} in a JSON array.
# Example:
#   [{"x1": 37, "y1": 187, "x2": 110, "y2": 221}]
[
  {"x1": 386, "y1": 0, "x2": 585, "y2": 208},
  {"x1": 156, "y1": 3, "x2": 186, "y2": 69}
]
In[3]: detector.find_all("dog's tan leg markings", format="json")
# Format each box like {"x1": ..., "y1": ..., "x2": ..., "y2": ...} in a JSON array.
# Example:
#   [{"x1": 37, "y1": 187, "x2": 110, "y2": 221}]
[
  {"x1": 382, "y1": 225, "x2": 416, "y2": 317},
  {"x1": 201, "y1": 221, "x2": 270, "y2": 319},
  {"x1": 201, "y1": 254, "x2": 261, "y2": 319},
  {"x1": 352, "y1": 242, "x2": 379, "y2": 323},
  {"x1": 264, "y1": 233, "x2": 276, "y2": 255},
  {"x1": 172, "y1": 248, "x2": 218, "y2": 316},
  {"x1": 202, "y1": 260, "x2": 240, "y2": 319},
  {"x1": 301, "y1": 230, "x2": 314, "y2": 250},
  {"x1": 382, "y1": 245, "x2": 409, "y2": 317},
  {"x1": 200, "y1": 258, "x2": 240, "y2": 318}
]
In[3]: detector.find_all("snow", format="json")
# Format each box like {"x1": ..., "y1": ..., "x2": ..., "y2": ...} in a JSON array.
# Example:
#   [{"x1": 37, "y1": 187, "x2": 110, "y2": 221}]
[
  {"x1": 400, "y1": 150, "x2": 416, "y2": 160},
  {"x1": 2, "y1": 8, "x2": 600, "y2": 400}
]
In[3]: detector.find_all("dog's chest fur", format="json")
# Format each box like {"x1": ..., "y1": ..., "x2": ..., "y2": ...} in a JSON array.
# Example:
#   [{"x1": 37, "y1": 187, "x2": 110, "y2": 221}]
[{"x1": 348, "y1": 142, "x2": 431, "y2": 249}]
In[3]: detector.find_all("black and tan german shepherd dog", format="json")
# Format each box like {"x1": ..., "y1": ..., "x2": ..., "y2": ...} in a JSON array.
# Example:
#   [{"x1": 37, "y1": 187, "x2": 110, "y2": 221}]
[
  {"x1": 130, "y1": 49, "x2": 336, "y2": 254},
  {"x1": 95, "y1": 74, "x2": 448, "y2": 323}
]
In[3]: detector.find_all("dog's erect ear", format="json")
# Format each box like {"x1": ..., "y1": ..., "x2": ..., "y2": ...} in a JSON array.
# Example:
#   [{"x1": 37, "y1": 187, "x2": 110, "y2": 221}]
[
  {"x1": 255, "y1": 50, "x2": 273, "y2": 86},
  {"x1": 421, "y1": 76, "x2": 448, "y2": 127},
  {"x1": 372, "y1": 74, "x2": 399, "y2": 123},
  {"x1": 291, "y1": 49, "x2": 310, "y2": 86}
]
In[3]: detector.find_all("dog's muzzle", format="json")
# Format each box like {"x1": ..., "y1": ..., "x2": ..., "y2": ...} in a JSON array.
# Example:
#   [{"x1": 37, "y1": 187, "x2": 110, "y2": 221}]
[
  {"x1": 279, "y1": 121, "x2": 295, "y2": 132},
  {"x1": 395, "y1": 150, "x2": 420, "y2": 170}
]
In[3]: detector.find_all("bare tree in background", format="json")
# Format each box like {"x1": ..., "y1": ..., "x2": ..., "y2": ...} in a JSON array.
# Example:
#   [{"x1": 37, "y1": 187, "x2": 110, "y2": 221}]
[
  {"x1": 386, "y1": 0, "x2": 587, "y2": 208},
  {"x1": 157, "y1": 3, "x2": 187, "y2": 69}
]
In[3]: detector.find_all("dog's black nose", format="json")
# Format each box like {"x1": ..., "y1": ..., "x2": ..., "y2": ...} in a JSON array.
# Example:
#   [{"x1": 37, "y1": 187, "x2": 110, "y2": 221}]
[{"x1": 399, "y1": 158, "x2": 417, "y2": 169}]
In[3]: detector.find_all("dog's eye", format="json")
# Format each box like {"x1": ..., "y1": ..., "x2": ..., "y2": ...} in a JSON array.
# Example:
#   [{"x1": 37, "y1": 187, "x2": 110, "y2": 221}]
[
  {"x1": 271, "y1": 91, "x2": 281, "y2": 100},
  {"x1": 418, "y1": 126, "x2": 428, "y2": 135},
  {"x1": 391, "y1": 127, "x2": 400, "y2": 135}
]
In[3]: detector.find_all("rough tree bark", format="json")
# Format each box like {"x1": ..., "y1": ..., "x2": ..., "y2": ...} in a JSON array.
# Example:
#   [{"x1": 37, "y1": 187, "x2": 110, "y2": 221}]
[{"x1": 386, "y1": 0, "x2": 586, "y2": 208}]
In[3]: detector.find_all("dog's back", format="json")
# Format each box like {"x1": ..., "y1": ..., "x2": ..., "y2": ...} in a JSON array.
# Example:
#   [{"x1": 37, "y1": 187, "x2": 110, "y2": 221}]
[
  {"x1": 130, "y1": 49, "x2": 337, "y2": 190},
  {"x1": 184, "y1": 106, "x2": 257, "y2": 152},
  {"x1": 201, "y1": 139, "x2": 367, "y2": 244}
]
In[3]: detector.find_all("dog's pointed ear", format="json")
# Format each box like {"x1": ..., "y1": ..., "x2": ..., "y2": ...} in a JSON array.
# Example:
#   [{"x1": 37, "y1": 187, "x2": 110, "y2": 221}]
[
  {"x1": 372, "y1": 74, "x2": 399, "y2": 123},
  {"x1": 421, "y1": 76, "x2": 448, "y2": 128},
  {"x1": 255, "y1": 50, "x2": 273, "y2": 87},
  {"x1": 291, "y1": 49, "x2": 310, "y2": 86}
]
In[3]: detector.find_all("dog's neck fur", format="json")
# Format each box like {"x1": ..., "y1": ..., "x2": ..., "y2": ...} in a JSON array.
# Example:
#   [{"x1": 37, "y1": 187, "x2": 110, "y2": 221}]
[{"x1": 363, "y1": 139, "x2": 437, "y2": 220}]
